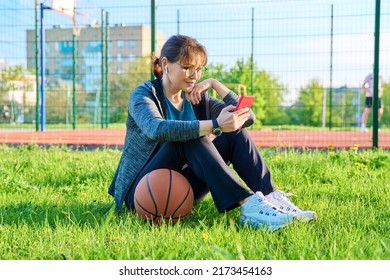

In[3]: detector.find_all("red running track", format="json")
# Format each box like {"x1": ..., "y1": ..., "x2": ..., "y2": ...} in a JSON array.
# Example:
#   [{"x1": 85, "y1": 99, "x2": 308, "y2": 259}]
[{"x1": 1, "y1": 128, "x2": 389, "y2": 149}]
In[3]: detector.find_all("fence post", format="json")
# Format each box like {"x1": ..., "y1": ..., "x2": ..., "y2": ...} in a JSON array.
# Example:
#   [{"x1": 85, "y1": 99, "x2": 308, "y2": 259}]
[
  {"x1": 105, "y1": 11, "x2": 109, "y2": 128},
  {"x1": 35, "y1": 0, "x2": 40, "y2": 131},
  {"x1": 39, "y1": 3, "x2": 47, "y2": 131},
  {"x1": 72, "y1": 33, "x2": 78, "y2": 130},
  {"x1": 101, "y1": 9, "x2": 105, "y2": 128},
  {"x1": 151, "y1": 0, "x2": 156, "y2": 81},
  {"x1": 372, "y1": 0, "x2": 381, "y2": 149},
  {"x1": 328, "y1": 4, "x2": 334, "y2": 130},
  {"x1": 251, "y1": 7, "x2": 254, "y2": 97}
]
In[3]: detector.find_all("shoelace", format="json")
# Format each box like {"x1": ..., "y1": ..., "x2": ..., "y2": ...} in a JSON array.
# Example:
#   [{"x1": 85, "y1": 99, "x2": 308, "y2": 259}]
[
  {"x1": 271, "y1": 190, "x2": 299, "y2": 211},
  {"x1": 254, "y1": 193, "x2": 285, "y2": 215},
  {"x1": 277, "y1": 190, "x2": 296, "y2": 198}
]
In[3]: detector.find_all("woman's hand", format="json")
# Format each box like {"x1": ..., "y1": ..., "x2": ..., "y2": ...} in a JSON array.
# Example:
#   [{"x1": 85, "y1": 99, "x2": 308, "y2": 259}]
[
  {"x1": 217, "y1": 105, "x2": 250, "y2": 132},
  {"x1": 185, "y1": 78, "x2": 214, "y2": 105},
  {"x1": 186, "y1": 78, "x2": 232, "y2": 105}
]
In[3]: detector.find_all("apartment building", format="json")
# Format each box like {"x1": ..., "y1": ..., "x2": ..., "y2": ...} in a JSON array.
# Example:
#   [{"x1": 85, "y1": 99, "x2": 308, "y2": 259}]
[{"x1": 26, "y1": 25, "x2": 165, "y2": 92}]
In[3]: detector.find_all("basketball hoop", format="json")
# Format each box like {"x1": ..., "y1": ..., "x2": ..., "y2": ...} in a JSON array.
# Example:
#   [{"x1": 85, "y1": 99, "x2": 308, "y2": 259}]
[
  {"x1": 72, "y1": 10, "x2": 89, "y2": 36},
  {"x1": 51, "y1": 0, "x2": 75, "y2": 18},
  {"x1": 51, "y1": 0, "x2": 89, "y2": 36}
]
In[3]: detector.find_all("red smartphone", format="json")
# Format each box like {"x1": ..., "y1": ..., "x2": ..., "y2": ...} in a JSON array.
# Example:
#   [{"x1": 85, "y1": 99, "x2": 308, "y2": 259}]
[{"x1": 234, "y1": 96, "x2": 255, "y2": 112}]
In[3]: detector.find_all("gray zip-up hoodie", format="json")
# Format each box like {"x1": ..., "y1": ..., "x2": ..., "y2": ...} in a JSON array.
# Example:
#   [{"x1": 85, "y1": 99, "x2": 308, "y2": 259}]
[{"x1": 108, "y1": 79, "x2": 255, "y2": 211}]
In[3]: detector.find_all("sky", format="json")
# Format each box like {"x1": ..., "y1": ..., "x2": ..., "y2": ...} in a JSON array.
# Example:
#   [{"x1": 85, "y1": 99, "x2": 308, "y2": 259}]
[{"x1": 1, "y1": 0, "x2": 389, "y2": 102}]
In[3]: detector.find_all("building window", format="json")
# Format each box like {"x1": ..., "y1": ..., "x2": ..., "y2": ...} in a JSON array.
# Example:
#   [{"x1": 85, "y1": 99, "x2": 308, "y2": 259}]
[
  {"x1": 117, "y1": 53, "x2": 122, "y2": 61},
  {"x1": 86, "y1": 41, "x2": 102, "y2": 52},
  {"x1": 117, "y1": 40, "x2": 124, "y2": 48},
  {"x1": 128, "y1": 39, "x2": 135, "y2": 48},
  {"x1": 61, "y1": 41, "x2": 73, "y2": 53},
  {"x1": 62, "y1": 59, "x2": 73, "y2": 66},
  {"x1": 55, "y1": 42, "x2": 60, "y2": 51},
  {"x1": 128, "y1": 53, "x2": 135, "y2": 62}
]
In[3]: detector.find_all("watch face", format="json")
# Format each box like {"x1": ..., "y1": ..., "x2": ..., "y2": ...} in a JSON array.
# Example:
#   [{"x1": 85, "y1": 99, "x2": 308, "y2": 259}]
[{"x1": 213, "y1": 127, "x2": 222, "y2": 136}]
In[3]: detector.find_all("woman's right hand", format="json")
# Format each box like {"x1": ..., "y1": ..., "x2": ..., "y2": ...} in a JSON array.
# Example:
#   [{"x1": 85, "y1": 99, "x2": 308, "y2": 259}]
[{"x1": 217, "y1": 105, "x2": 250, "y2": 132}]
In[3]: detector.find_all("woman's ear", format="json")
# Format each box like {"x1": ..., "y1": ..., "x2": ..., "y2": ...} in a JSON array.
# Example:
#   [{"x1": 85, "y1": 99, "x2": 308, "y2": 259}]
[{"x1": 161, "y1": 57, "x2": 168, "y2": 70}]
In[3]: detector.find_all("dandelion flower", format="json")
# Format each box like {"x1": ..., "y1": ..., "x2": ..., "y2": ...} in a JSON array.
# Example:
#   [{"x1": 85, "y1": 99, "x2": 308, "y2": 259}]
[{"x1": 61, "y1": 210, "x2": 69, "y2": 217}]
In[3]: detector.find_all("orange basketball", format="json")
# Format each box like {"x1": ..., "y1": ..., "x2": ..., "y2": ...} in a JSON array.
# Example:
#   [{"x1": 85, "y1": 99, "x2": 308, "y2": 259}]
[{"x1": 134, "y1": 169, "x2": 194, "y2": 224}]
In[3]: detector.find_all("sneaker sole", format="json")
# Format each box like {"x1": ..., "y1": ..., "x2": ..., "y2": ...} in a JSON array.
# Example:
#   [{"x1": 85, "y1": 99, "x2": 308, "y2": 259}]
[
  {"x1": 240, "y1": 215, "x2": 294, "y2": 231},
  {"x1": 295, "y1": 212, "x2": 318, "y2": 223}
]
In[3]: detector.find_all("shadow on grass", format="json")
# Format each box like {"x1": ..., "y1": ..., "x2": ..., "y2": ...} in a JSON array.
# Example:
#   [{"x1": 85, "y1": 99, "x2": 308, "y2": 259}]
[
  {"x1": 0, "y1": 196, "x2": 226, "y2": 229},
  {"x1": 1, "y1": 201, "x2": 115, "y2": 228}
]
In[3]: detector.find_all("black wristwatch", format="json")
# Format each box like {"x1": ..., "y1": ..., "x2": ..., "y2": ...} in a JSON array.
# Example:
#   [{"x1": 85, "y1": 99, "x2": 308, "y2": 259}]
[{"x1": 212, "y1": 119, "x2": 222, "y2": 136}]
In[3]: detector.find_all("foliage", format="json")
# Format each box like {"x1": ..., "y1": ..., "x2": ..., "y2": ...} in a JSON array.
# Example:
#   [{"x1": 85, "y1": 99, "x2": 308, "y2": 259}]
[
  {"x1": 45, "y1": 81, "x2": 89, "y2": 124},
  {"x1": 203, "y1": 58, "x2": 286, "y2": 129},
  {"x1": 372, "y1": 79, "x2": 390, "y2": 128},
  {"x1": 3, "y1": 59, "x2": 386, "y2": 129},
  {"x1": 0, "y1": 65, "x2": 26, "y2": 104},
  {"x1": 0, "y1": 65, "x2": 33, "y2": 123},
  {"x1": 109, "y1": 56, "x2": 151, "y2": 123},
  {"x1": 288, "y1": 79, "x2": 324, "y2": 126}
]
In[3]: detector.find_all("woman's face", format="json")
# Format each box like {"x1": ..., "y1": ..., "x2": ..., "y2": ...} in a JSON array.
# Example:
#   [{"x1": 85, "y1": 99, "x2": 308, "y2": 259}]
[{"x1": 165, "y1": 56, "x2": 206, "y2": 93}]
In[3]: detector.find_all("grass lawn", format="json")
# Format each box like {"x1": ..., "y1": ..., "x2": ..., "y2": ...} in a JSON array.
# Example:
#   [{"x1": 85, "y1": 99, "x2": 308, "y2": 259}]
[{"x1": 0, "y1": 144, "x2": 389, "y2": 260}]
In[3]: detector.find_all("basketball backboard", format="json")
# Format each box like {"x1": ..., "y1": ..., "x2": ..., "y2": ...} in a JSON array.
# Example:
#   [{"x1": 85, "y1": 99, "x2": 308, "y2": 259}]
[{"x1": 51, "y1": 0, "x2": 75, "y2": 18}]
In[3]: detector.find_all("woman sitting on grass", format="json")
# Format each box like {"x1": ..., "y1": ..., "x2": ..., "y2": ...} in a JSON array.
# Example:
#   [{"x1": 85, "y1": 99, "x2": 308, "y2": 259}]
[{"x1": 109, "y1": 34, "x2": 317, "y2": 230}]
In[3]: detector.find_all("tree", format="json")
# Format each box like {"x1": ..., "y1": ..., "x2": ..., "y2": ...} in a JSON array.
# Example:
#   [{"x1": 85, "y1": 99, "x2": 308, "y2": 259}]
[
  {"x1": 337, "y1": 87, "x2": 358, "y2": 127},
  {"x1": 290, "y1": 79, "x2": 324, "y2": 126},
  {"x1": 45, "y1": 80, "x2": 88, "y2": 124},
  {"x1": 0, "y1": 65, "x2": 25, "y2": 103},
  {"x1": 109, "y1": 56, "x2": 151, "y2": 123},
  {"x1": 0, "y1": 65, "x2": 34, "y2": 123},
  {"x1": 203, "y1": 58, "x2": 285, "y2": 129},
  {"x1": 381, "y1": 80, "x2": 390, "y2": 127}
]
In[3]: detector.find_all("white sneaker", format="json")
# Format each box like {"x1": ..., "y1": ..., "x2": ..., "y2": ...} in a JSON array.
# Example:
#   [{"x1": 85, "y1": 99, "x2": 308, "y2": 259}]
[
  {"x1": 266, "y1": 190, "x2": 317, "y2": 222},
  {"x1": 360, "y1": 126, "x2": 368, "y2": 132},
  {"x1": 240, "y1": 192, "x2": 294, "y2": 231}
]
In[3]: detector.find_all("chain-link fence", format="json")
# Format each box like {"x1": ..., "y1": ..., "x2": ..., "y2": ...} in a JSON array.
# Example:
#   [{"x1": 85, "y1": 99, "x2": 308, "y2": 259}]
[{"x1": 0, "y1": 0, "x2": 389, "y2": 148}]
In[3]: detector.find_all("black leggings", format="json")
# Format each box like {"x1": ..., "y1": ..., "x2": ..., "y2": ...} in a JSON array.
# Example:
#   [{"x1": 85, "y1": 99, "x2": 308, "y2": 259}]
[{"x1": 125, "y1": 129, "x2": 276, "y2": 213}]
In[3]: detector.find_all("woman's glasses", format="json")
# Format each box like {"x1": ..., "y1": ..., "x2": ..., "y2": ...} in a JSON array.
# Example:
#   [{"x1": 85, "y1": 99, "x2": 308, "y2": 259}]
[{"x1": 175, "y1": 63, "x2": 207, "y2": 77}]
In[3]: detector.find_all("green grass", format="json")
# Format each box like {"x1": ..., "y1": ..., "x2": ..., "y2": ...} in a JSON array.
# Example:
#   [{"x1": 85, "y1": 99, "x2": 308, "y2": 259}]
[{"x1": 0, "y1": 145, "x2": 389, "y2": 260}]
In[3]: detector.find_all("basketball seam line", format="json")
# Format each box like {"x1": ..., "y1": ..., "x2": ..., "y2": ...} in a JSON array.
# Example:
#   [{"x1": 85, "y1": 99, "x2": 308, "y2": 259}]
[
  {"x1": 171, "y1": 181, "x2": 192, "y2": 219},
  {"x1": 163, "y1": 169, "x2": 172, "y2": 217},
  {"x1": 134, "y1": 199, "x2": 160, "y2": 218},
  {"x1": 146, "y1": 172, "x2": 158, "y2": 217}
]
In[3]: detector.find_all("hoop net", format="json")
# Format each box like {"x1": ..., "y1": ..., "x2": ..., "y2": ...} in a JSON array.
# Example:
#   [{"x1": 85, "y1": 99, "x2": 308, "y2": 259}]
[
  {"x1": 72, "y1": 10, "x2": 89, "y2": 36},
  {"x1": 51, "y1": 0, "x2": 97, "y2": 36},
  {"x1": 72, "y1": 1, "x2": 101, "y2": 36}
]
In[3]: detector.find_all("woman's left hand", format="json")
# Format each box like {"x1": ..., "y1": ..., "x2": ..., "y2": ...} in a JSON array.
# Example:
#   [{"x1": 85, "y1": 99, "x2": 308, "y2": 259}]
[{"x1": 185, "y1": 79, "x2": 214, "y2": 105}]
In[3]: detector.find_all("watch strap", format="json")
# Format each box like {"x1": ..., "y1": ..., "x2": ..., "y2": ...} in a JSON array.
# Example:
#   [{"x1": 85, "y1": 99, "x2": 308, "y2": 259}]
[{"x1": 212, "y1": 119, "x2": 219, "y2": 129}]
